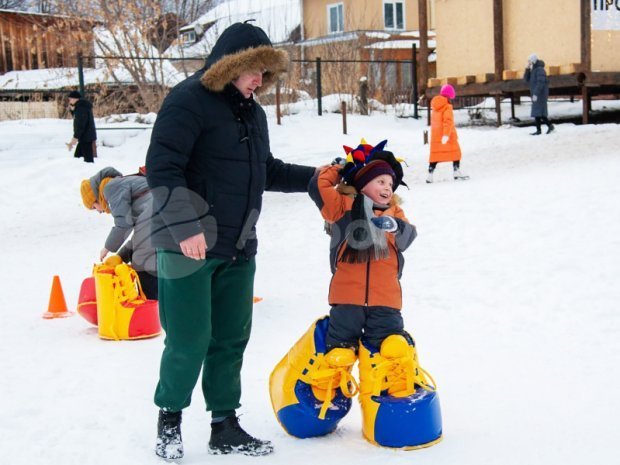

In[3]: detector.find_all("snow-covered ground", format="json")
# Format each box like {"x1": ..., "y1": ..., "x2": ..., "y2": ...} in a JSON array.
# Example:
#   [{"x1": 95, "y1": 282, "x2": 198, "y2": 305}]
[{"x1": 0, "y1": 102, "x2": 618, "y2": 465}]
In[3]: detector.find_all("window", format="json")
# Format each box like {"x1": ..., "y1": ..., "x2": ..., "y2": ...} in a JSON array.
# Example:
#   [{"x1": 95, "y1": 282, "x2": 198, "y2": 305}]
[
  {"x1": 328, "y1": 3, "x2": 344, "y2": 34},
  {"x1": 384, "y1": 1, "x2": 404, "y2": 30},
  {"x1": 181, "y1": 30, "x2": 196, "y2": 45}
]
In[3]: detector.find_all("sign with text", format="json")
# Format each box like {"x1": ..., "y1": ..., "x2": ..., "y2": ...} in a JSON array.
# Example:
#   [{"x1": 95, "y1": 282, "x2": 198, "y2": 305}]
[{"x1": 592, "y1": 0, "x2": 620, "y2": 30}]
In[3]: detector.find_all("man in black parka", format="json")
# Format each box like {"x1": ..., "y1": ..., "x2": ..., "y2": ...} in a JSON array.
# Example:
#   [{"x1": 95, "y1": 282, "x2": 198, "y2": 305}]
[
  {"x1": 66, "y1": 90, "x2": 97, "y2": 162},
  {"x1": 146, "y1": 22, "x2": 316, "y2": 459}
]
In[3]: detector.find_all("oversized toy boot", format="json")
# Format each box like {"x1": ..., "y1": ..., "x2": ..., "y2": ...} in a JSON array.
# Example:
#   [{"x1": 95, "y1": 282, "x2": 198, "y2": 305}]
[
  {"x1": 358, "y1": 334, "x2": 442, "y2": 449},
  {"x1": 269, "y1": 316, "x2": 359, "y2": 438}
]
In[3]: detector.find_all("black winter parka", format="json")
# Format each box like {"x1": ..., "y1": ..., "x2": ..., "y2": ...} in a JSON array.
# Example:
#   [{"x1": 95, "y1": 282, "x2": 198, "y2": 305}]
[
  {"x1": 146, "y1": 66, "x2": 314, "y2": 261},
  {"x1": 72, "y1": 99, "x2": 97, "y2": 143}
]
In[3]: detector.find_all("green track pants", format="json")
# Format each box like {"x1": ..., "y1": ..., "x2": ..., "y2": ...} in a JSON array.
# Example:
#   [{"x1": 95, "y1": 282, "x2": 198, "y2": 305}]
[{"x1": 154, "y1": 250, "x2": 255, "y2": 413}]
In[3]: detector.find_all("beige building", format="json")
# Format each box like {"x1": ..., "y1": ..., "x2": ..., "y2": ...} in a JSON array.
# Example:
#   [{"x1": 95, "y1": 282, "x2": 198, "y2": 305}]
[
  {"x1": 434, "y1": 0, "x2": 619, "y2": 79},
  {"x1": 296, "y1": 1, "x2": 436, "y2": 100},
  {"x1": 302, "y1": 0, "x2": 435, "y2": 39}
]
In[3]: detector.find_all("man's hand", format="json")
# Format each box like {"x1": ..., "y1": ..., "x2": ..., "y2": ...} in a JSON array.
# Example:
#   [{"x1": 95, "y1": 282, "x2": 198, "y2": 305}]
[
  {"x1": 315, "y1": 164, "x2": 330, "y2": 174},
  {"x1": 180, "y1": 233, "x2": 207, "y2": 260},
  {"x1": 66, "y1": 138, "x2": 77, "y2": 151},
  {"x1": 371, "y1": 216, "x2": 398, "y2": 233},
  {"x1": 441, "y1": 135, "x2": 449, "y2": 145},
  {"x1": 99, "y1": 247, "x2": 110, "y2": 261}
]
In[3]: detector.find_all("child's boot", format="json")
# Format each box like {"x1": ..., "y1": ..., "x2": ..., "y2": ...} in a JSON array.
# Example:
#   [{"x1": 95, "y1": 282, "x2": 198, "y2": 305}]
[
  {"x1": 358, "y1": 333, "x2": 442, "y2": 449},
  {"x1": 426, "y1": 171, "x2": 434, "y2": 183},
  {"x1": 269, "y1": 316, "x2": 358, "y2": 438},
  {"x1": 155, "y1": 409, "x2": 183, "y2": 460},
  {"x1": 453, "y1": 168, "x2": 469, "y2": 180}
]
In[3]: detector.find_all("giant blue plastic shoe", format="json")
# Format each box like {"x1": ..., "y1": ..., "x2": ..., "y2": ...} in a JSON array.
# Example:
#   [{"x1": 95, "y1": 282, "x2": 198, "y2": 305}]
[
  {"x1": 269, "y1": 316, "x2": 358, "y2": 438},
  {"x1": 358, "y1": 334, "x2": 442, "y2": 449}
]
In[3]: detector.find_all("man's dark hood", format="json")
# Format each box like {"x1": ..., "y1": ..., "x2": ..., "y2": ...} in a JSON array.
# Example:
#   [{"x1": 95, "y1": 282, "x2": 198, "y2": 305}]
[{"x1": 200, "y1": 22, "x2": 288, "y2": 95}]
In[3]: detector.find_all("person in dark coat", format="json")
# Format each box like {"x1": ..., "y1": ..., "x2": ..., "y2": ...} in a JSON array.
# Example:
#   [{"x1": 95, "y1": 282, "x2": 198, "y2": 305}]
[
  {"x1": 145, "y1": 22, "x2": 317, "y2": 460},
  {"x1": 66, "y1": 90, "x2": 97, "y2": 162},
  {"x1": 80, "y1": 167, "x2": 158, "y2": 299},
  {"x1": 524, "y1": 54, "x2": 554, "y2": 135}
]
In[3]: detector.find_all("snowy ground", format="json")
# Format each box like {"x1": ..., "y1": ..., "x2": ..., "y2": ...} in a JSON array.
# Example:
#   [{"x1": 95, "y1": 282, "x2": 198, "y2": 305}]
[{"x1": 0, "y1": 102, "x2": 619, "y2": 465}]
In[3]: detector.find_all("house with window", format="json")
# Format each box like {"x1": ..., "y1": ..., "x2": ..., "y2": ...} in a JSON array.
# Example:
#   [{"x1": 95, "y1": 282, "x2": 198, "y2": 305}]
[{"x1": 296, "y1": 1, "x2": 436, "y2": 100}]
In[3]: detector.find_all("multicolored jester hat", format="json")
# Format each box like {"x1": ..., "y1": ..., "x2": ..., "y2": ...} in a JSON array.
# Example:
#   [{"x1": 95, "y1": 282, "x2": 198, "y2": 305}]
[{"x1": 340, "y1": 139, "x2": 407, "y2": 190}]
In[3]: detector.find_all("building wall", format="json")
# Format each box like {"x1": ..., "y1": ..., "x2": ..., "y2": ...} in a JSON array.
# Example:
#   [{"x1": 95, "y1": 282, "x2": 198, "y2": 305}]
[
  {"x1": 433, "y1": 0, "x2": 619, "y2": 78},
  {"x1": 0, "y1": 12, "x2": 93, "y2": 75},
  {"x1": 434, "y1": 0, "x2": 494, "y2": 77},
  {"x1": 303, "y1": 0, "x2": 425, "y2": 40},
  {"x1": 504, "y1": 0, "x2": 580, "y2": 71},
  {"x1": 592, "y1": 30, "x2": 620, "y2": 72}
]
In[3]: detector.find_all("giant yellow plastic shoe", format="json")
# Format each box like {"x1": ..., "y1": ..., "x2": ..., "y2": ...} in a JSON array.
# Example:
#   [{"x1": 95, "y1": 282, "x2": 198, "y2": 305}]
[
  {"x1": 358, "y1": 333, "x2": 442, "y2": 449},
  {"x1": 92, "y1": 256, "x2": 160, "y2": 340},
  {"x1": 269, "y1": 316, "x2": 359, "y2": 438}
]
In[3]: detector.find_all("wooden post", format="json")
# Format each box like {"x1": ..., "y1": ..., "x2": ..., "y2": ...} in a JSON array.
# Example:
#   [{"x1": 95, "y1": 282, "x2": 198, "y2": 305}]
[
  {"x1": 494, "y1": 94, "x2": 502, "y2": 127},
  {"x1": 9, "y1": 20, "x2": 18, "y2": 71},
  {"x1": 276, "y1": 80, "x2": 282, "y2": 125},
  {"x1": 412, "y1": 44, "x2": 419, "y2": 119},
  {"x1": 341, "y1": 101, "x2": 347, "y2": 135},
  {"x1": 427, "y1": 99, "x2": 431, "y2": 126},
  {"x1": 0, "y1": 19, "x2": 7, "y2": 73},
  {"x1": 493, "y1": 0, "x2": 504, "y2": 81},
  {"x1": 417, "y1": 0, "x2": 429, "y2": 95},
  {"x1": 316, "y1": 57, "x2": 322, "y2": 116},
  {"x1": 582, "y1": 85, "x2": 590, "y2": 124},
  {"x1": 77, "y1": 53, "x2": 85, "y2": 97},
  {"x1": 580, "y1": 0, "x2": 591, "y2": 74},
  {"x1": 423, "y1": 129, "x2": 428, "y2": 145}
]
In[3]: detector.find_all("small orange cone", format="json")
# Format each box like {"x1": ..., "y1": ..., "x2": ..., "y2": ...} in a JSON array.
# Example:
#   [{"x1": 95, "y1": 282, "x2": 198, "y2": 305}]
[
  {"x1": 253, "y1": 296, "x2": 263, "y2": 303},
  {"x1": 43, "y1": 275, "x2": 74, "y2": 319}
]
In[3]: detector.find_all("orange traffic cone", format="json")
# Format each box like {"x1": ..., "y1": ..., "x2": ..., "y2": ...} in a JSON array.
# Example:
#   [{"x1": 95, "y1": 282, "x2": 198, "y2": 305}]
[
  {"x1": 253, "y1": 296, "x2": 263, "y2": 303},
  {"x1": 43, "y1": 275, "x2": 74, "y2": 319}
]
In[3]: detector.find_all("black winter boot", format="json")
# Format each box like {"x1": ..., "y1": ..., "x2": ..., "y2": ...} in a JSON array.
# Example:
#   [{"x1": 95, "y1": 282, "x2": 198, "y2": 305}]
[
  {"x1": 208, "y1": 416, "x2": 274, "y2": 456},
  {"x1": 156, "y1": 409, "x2": 183, "y2": 460}
]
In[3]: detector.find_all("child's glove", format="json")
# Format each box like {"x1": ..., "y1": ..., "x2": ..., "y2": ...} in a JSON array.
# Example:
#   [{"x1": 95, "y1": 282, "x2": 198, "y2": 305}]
[
  {"x1": 371, "y1": 216, "x2": 398, "y2": 233},
  {"x1": 532, "y1": 95, "x2": 538, "y2": 102},
  {"x1": 441, "y1": 135, "x2": 449, "y2": 144},
  {"x1": 331, "y1": 157, "x2": 346, "y2": 166}
]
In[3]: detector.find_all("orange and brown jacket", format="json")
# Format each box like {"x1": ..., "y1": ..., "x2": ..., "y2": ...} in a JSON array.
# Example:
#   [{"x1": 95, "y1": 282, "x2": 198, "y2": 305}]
[{"x1": 308, "y1": 166, "x2": 417, "y2": 310}]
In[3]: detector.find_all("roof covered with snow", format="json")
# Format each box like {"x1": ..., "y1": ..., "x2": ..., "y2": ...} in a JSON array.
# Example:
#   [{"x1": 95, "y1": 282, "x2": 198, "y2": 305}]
[{"x1": 166, "y1": 0, "x2": 301, "y2": 59}]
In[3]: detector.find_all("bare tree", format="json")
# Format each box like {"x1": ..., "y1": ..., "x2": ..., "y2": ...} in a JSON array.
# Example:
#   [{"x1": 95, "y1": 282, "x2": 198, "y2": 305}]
[
  {"x1": 48, "y1": 0, "x2": 191, "y2": 112},
  {"x1": 0, "y1": 0, "x2": 29, "y2": 10}
]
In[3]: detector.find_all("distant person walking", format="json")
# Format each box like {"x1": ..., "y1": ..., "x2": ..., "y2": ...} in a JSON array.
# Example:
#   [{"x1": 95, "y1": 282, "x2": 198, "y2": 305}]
[
  {"x1": 427, "y1": 84, "x2": 467, "y2": 183},
  {"x1": 66, "y1": 90, "x2": 97, "y2": 162},
  {"x1": 524, "y1": 54, "x2": 554, "y2": 135}
]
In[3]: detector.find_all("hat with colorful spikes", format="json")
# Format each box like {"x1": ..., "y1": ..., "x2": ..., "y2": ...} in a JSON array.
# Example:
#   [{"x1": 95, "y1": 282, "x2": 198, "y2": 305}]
[{"x1": 340, "y1": 138, "x2": 407, "y2": 191}]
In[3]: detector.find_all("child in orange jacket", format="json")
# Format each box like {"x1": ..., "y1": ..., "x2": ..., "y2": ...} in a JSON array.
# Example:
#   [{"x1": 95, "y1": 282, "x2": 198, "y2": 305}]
[
  {"x1": 308, "y1": 141, "x2": 417, "y2": 353},
  {"x1": 427, "y1": 84, "x2": 468, "y2": 183}
]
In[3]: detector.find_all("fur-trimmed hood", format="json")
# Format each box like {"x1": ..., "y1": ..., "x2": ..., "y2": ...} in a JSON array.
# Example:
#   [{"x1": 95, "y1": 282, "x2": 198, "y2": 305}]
[{"x1": 200, "y1": 22, "x2": 288, "y2": 95}]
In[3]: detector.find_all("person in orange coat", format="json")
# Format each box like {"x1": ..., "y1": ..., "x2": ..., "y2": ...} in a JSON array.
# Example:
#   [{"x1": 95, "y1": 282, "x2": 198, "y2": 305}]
[
  {"x1": 427, "y1": 84, "x2": 467, "y2": 183},
  {"x1": 308, "y1": 142, "x2": 417, "y2": 354}
]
